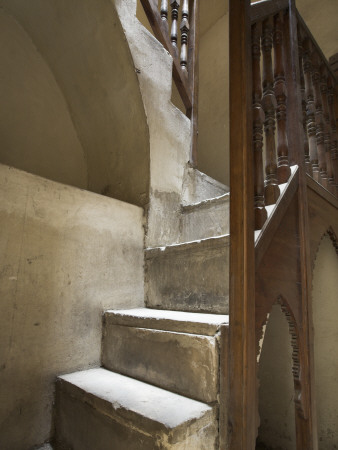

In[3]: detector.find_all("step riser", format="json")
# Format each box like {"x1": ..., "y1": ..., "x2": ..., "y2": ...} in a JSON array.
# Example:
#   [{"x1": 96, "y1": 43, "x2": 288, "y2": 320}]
[
  {"x1": 56, "y1": 393, "x2": 218, "y2": 450},
  {"x1": 55, "y1": 370, "x2": 218, "y2": 450},
  {"x1": 56, "y1": 390, "x2": 157, "y2": 450},
  {"x1": 102, "y1": 324, "x2": 219, "y2": 403},
  {"x1": 145, "y1": 237, "x2": 230, "y2": 314},
  {"x1": 180, "y1": 199, "x2": 229, "y2": 242}
]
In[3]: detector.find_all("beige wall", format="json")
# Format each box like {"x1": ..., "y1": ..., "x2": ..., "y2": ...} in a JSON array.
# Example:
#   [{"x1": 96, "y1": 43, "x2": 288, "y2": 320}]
[
  {"x1": 0, "y1": 164, "x2": 145, "y2": 449},
  {"x1": 197, "y1": 13, "x2": 230, "y2": 187},
  {"x1": 257, "y1": 304, "x2": 296, "y2": 450},
  {"x1": 0, "y1": 0, "x2": 150, "y2": 207},
  {"x1": 0, "y1": 10, "x2": 87, "y2": 191},
  {"x1": 313, "y1": 235, "x2": 338, "y2": 449}
]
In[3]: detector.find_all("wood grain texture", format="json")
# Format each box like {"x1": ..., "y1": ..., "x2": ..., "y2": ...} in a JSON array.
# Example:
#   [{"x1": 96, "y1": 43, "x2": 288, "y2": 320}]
[{"x1": 228, "y1": 0, "x2": 256, "y2": 449}]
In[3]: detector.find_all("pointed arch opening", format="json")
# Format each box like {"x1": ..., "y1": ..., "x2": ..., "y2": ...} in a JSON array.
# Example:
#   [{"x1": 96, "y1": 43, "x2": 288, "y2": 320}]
[{"x1": 256, "y1": 300, "x2": 298, "y2": 450}]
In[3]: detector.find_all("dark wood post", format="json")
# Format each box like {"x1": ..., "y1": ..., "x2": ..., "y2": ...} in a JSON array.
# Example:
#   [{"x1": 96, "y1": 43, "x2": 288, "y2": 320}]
[
  {"x1": 298, "y1": 34, "x2": 313, "y2": 175},
  {"x1": 312, "y1": 53, "x2": 328, "y2": 189},
  {"x1": 228, "y1": 0, "x2": 256, "y2": 448},
  {"x1": 274, "y1": 11, "x2": 291, "y2": 183},
  {"x1": 302, "y1": 38, "x2": 320, "y2": 182},
  {"x1": 262, "y1": 16, "x2": 280, "y2": 204},
  {"x1": 284, "y1": 2, "x2": 318, "y2": 448},
  {"x1": 252, "y1": 21, "x2": 268, "y2": 230}
]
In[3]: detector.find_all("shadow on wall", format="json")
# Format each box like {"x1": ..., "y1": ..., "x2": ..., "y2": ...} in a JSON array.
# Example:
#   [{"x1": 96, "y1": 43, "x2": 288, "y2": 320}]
[
  {"x1": 312, "y1": 235, "x2": 338, "y2": 450},
  {"x1": 257, "y1": 303, "x2": 296, "y2": 450},
  {"x1": 0, "y1": 0, "x2": 150, "y2": 207}
]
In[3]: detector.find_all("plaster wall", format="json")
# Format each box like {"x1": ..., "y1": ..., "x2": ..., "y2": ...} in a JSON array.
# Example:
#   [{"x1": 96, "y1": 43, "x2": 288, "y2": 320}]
[
  {"x1": 312, "y1": 235, "x2": 338, "y2": 449},
  {"x1": 0, "y1": 11, "x2": 87, "y2": 191},
  {"x1": 0, "y1": 164, "x2": 145, "y2": 449},
  {"x1": 257, "y1": 304, "x2": 296, "y2": 450},
  {"x1": 0, "y1": 0, "x2": 150, "y2": 207},
  {"x1": 198, "y1": 13, "x2": 230, "y2": 187}
]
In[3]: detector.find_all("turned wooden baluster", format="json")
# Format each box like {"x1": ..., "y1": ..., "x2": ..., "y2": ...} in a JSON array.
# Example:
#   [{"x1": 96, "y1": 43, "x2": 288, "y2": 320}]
[
  {"x1": 180, "y1": 0, "x2": 189, "y2": 71},
  {"x1": 327, "y1": 76, "x2": 338, "y2": 195},
  {"x1": 298, "y1": 35, "x2": 312, "y2": 175},
  {"x1": 252, "y1": 21, "x2": 267, "y2": 230},
  {"x1": 273, "y1": 12, "x2": 291, "y2": 184},
  {"x1": 320, "y1": 65, "x2": 336, "y2": 193},
  {"x1": 170, "y1": 0, "x2": 180, "y2": 47},
  {"x1": 160, "y1": 0, "x2": 168, "y2": 21},
  {"x1": 261, "y1": 16, "x2": 280, "y2": 205},
  {"x1": 302, "y1": 38, "x2": 320, "y2": 182},
  {"x1": 312, "y1": 53, "x2": 328, "y2": 188}
]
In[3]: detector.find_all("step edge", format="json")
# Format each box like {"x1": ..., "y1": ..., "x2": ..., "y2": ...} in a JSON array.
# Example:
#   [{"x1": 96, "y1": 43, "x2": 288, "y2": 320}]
[
  {"x1": 145, "y1": 233, "x2": 230, "y2": 256},
  {"x1": 181, "y1": 192, "x2": 230, "y2": 213}
]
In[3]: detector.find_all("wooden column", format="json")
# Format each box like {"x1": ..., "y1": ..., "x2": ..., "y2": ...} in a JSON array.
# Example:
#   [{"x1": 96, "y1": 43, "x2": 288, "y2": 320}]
[
  {"x1": 274, "y1": 12, "x2": 291, "y2": 183},
  {"x1": 320, "y1": 65, "x2": 335, "y2": 194},
  {"x1": 228, "y1": 0, "x2": 256, "y2": 448},
  {"x1": 303, "y1": 38, "x2": 320, "y2": 182},
  {"x1": 298, "y1": 35, "x2": 313, "y2": 175},
  {"x1": 312, "y1": 54, "x2": 328, "y2": 188},
  {"x1": 252, "y1": 21, "x2": 268, "y2": 230},
  {"x1": 262, "y1": 16, "x2": 280, "y2": 204},
  {"x1": 284, "y1": 3, "x2": 318, "y2": 448}
]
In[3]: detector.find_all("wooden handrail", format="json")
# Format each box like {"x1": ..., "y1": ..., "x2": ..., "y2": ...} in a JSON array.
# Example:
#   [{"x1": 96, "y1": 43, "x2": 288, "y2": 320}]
[
  {"x1": 251, "y1": 0, "x2": 288, "y2": 24},
  {"x1": 296, "y1": 11, "x2": 338, "y2": 84}
]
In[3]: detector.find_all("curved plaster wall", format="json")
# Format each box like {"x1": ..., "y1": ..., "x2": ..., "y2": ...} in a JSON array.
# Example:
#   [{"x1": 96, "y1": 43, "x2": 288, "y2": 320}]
[
  {"x1": 257, "y1": 304, "x2": 296, "y2": 450},
  {"x1": 312, "y1": 235, "x2": 338, "y2": 449},
  {"x1": 0, "y1": 0, "x2": 150, "y2": 206},
  {"x1": 0, "y1": 11, "x2": 87, "y2": 190}
]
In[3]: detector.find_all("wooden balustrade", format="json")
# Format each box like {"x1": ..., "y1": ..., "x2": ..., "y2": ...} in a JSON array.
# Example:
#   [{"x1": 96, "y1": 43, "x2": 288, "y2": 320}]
[
  {"x1": 140, "y1": 0, "x2": 199, "y2": 165},
  {"x1": 274, "y1": 12, "x2": 291, "y2": 183},
  {"x1": 297, "y1": 14, "x2": 338, "y2": 196},
  {"x1": 250, "y1": 4, "x2": 337, "y2": 232}
]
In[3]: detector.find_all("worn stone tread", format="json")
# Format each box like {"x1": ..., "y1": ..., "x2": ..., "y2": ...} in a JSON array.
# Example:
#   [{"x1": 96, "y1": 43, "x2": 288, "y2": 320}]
[
  {"x1": 58, "y1": 368, "x2": 213, "y2": 431},
  {"x1": 104, "y1": 308, "x2": 229, "y2": 336}
]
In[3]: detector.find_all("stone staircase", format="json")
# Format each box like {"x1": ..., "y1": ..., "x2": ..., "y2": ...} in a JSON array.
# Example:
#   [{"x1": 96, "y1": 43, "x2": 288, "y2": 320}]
[
  {"x1": 53, "y1": 0, "x2": 231, "y2": 447},
  {"x1": 54, "y1": 176, "x2": 230, "y2": 449}
]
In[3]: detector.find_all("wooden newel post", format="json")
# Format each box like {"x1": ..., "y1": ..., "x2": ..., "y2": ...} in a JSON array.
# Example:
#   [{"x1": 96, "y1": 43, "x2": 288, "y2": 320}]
[{"x1": 229, "y1": 0, "x2": 256, "y2": 448}]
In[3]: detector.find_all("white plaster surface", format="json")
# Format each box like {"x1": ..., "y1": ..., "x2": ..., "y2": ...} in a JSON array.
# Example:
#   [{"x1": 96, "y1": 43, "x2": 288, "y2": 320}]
[{"x1": 0, "y1": 164, "x2": 144, "y2": 449}]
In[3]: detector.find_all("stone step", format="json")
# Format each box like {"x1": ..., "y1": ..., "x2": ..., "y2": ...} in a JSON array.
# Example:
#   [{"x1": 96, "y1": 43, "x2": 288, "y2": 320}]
[
  {"x1": 55, "y1": 368, "x2": 218, "y2": 450},
  {"x1": 102, "y1": 308, "x2": 228, "y2": 403},
  {"x1": 145, "y1": 234, "x2": 230, "y2": 314},
  {"x1": 180, "y1": 193, "x2": 230, "y2": 242},
  {"x1": 181, "y1": 167, "x2": 229, "y2": 206}
]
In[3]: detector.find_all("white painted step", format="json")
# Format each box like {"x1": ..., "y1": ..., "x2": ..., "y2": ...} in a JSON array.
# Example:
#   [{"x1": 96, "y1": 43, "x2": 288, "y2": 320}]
[
  {"x1": 145, "y1": 234, "x2": 230, "y2": 314},
  {"x1": 180, "y1": 193, "x2": 230, "y2": 242},
  {"x1": 56, "y1": 368, "x2": 218, "y2": 450},
  {"x1": 102, "y1": 308, "x2": 228, "y2": 403}
]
